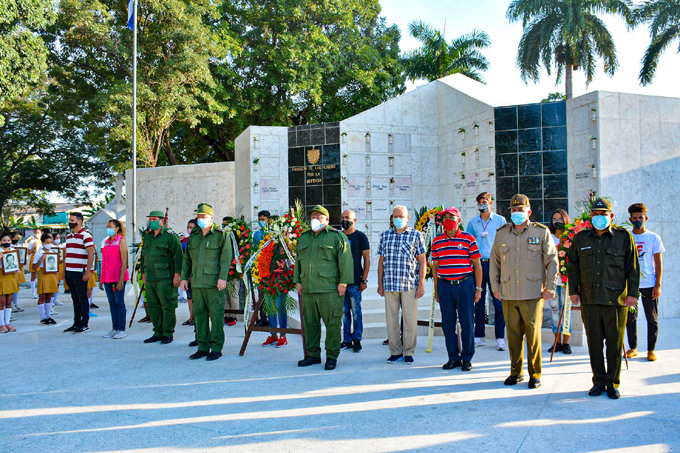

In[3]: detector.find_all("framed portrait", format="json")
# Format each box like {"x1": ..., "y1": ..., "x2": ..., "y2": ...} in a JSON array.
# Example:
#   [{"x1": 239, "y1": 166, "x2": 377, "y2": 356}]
[
  {"x1": 91, "y1": 258, "x2": 98, "y2": 272},
  {"x1": 2, "y1": 251, "x2": 20, "y2": 274},
  {"x1": 60, "y1": 247, "x2": 66, "y2": 263},
  {"x1": 44, "y1": 252, "x2": 60, "y2": 274},
  {"x1": 15, "y1": 247, "x2": 27, "y2": 265}
]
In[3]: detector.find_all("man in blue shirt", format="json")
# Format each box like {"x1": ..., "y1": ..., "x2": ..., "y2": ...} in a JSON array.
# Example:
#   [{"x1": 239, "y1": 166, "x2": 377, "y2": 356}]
[{"x1": 466, "y1": 192, "x2": 507, "y2": 351}]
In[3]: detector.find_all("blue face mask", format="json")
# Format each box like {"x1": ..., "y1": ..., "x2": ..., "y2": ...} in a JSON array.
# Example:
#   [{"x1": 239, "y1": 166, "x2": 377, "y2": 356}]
[
  {"x1": 258, "y1": 221, "x2": 267, "y2": 229},
  {"x1": 592, "y1": 215, "x2": 611, "y2": 230},
  {"x1": 197, "y1": 218, "x2": 211, "y2": 229},
  {"x1": 393, "y1": 218, "x2": 407, "y2": 229},
  {"x1": 106, "y1": 228, "x2": 116, "y2": 237},
  {"x1": 510, "y1": 211, "x2": 527, "y2": 226},
  {"x1": 631, "y1": 220, "x2": 644, "y2": 230}
]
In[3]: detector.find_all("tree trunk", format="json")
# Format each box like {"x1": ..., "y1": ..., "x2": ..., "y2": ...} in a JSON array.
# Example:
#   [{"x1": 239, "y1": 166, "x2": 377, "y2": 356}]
[
  {"x1": 565, "y1": 65, "x2": 573, "y2": 100},
  {"x1": 163, "y1": 130, "x2": 178, "y2": 166}
]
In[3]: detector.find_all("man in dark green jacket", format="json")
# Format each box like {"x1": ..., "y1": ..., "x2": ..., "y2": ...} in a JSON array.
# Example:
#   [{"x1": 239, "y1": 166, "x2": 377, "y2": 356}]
[
  {"x1": 140, "y1": 210, "x2": 184, "y2": 344},
  {"x1": 294, "y1": 205, "x2": 354, "y2": 370},
  {"x1": 181, "y1": 203, "x2": 234, "y2": 361},
  {"x1": 568, "y1": 198, "x2": 639, "y2": 399}
]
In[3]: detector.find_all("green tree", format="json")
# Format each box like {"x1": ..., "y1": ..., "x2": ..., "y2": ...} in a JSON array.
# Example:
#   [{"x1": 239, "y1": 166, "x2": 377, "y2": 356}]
[
  {"x1": 636, "y1": 0, "x2": 680, "y2": 85},
  {"x1": 403, "y1": 20, "x2": 491, "y2": 83},
  {"x1": 507, "y1": 0, "x2": 633, "y2": 99},
  {"x1": 542, "y1": 91, "x2": 566, "y2": 102}
]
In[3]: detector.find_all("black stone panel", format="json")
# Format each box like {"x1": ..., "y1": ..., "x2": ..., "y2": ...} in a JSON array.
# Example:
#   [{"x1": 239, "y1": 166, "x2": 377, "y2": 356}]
[
  {"x1": 289, "y1": 186, "x2": 305, "y2": 207},
  {"x1": 306, "y1": 185, "x2": 323, "y2": 205},
  {"x1": 494, "y1": 107, "x2": 517, "y2": 131},
  {"x1": 326, "y1": 205, "x2": 342, "y2": 226},
  {"x1": 311, "y1": 124, "x2": 325, "y2": 145},
  {"x1": 542, "y1": 101, "x2": 567, "y2": 127},
  {"x1": 495, "y1": 200, "x2": 511, "y2": 222},
  {"x1": 543, "y1": 174, "x2": 568, "y2": 199},
  {"x1": 323, "y1": 162, "x2": 340, "y2": 181},
  {"x1": 289, "y1": 166, "x2": 305, "y2": 187},
  {"x1": 495, "y1": 130, "x2": 518, "y2": 154},
  {"x1": 288, "y1": 147, "x2": 305, "y2": 167},
  {"x1": 518, "y1": 104, "x2": 541, "y2": 129},
  {"x1": 323, "y1": 185, "x2": 341, "y2": 205},
  {"x1": 519, "y1": 175, "x2": 543, "y2": 199},
  {"x1": 326, "y1": 127, "x2": 340, "y2": 144},
  {"x1": 497, "y1": 176, "x2": 518, "y2": 200},
  {"x1": 544, "y1": 198, "x2": 570, "y2": 220},
  {"x1": 518, "y1": 128, "x2": 542, "y2": 152},
  {"x1": 296, "y1": 128, "x2": 311, "y2": 147},
  {"x1": 496, "y1": 154, "x2": 518, "y2": 178},
  {"x1": 543, "y1": 126, "x2": 567, "y2": 150},
  {"x1": 519, "y1": 152, "x2": 542, "y2": 176},
  {"x1": 543, "y1": 151, "x2": 568, "y2": 175},
  {"x1": 288, "y1": 130, "x2": 296, "y2": 148},
  {"x1": 529, "y1": 201, "x2": 544, "y2": 224},
  {"x1": 322, "y1": 144, "x2": 340, "y2": 165}
]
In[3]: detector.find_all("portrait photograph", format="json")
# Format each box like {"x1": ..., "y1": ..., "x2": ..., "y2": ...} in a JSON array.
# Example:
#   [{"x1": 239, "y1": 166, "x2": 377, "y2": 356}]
[
  {"x1": 2, "y1": 251, "x2": 20, "y2": 274},
  {"x1": 44, "y1": 252, "x2": 59, "y2": 274},
  {"x1": 15, "y1": 247, "x2": 27, "y2": 266}
]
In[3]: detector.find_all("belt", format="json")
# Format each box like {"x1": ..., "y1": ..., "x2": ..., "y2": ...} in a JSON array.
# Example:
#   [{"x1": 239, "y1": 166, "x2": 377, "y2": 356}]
[
  {"x1": 480, "y1": 258, "x2": 490, "y2": 263},
  {"x1": 440, "y1": 274, "x2": 472, "y2": 286}
]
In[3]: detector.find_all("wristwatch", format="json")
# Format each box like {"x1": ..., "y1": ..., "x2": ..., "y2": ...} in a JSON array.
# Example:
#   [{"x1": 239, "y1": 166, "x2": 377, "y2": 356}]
[
  {"x1": 475, "y1": 287, "x2": 483, "y2": 291},
  {"x1": 362, "y1": 279, "x2": 369, "y2": 284}
]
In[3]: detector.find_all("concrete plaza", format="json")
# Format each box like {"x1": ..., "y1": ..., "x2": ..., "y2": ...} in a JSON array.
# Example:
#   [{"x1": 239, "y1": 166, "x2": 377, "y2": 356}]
[{"x1": 3, "y1": 287, "x2": 679, "y2": 452}]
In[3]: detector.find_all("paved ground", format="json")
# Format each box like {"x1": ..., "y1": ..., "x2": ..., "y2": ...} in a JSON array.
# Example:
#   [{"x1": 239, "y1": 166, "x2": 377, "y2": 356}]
[{"x1": 3, "y1": 287, "x2": 679, "y2": 452}]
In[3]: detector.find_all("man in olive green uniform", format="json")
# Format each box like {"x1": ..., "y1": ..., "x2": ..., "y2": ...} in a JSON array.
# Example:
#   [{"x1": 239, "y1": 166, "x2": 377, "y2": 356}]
[
  {"x1": 140, "y1": 210, "x2": 184, "y2": 344},
  {"x1": 568, "y1": 197, "x2": 639, "y2": 399},
  {"x1": 490, "y1": 194, "x2": 558, "y2": 389},
  {"x1": 294, "y1": 205, "x2": 354, "y2": 370},
  {"x1": 181, "y1": 203, "x2": 234, "y2": 361}
]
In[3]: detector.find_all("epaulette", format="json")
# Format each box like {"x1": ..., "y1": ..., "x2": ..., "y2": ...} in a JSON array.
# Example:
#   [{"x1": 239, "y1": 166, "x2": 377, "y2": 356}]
[
  {"x1": 532, "y1": 222, "x2": 548, "y2": 229},
  {"x1": 497, "y1": 223, "x2": 510, "y2": 232}
]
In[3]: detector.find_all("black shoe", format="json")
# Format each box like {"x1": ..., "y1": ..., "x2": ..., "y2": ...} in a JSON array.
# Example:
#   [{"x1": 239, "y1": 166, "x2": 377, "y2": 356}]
[
  {"x1": 462, "y1": 361, "x2": 472, "y2": 372},
  {"x1": 443, "y1": 360, "x2": 462, "y2": 370},
  {"x1": 325, "y1": 358, "x2": 337, "y2": 370},
  {"x1": 90, "y1": 303, "x2": 99, "y2": 309},
  {"x1": 382, "y1": 339, "x2": 389, "y2": 345},
  {"x1": 190, "y1": 350, "x2": 209, "y2": 360},
  {"x1": 189, "y1": 340, "x2": 198, "y2": 347},
  {"x1": 589, "y1": 385, "x2": 605, "y2": 396},
  {"x1": 528, "y1": 378, "x2": 541, "y2": 389},
  {"x1": 73, "y1": 326, "x2": 89, "y2": 334},
  {"x1": 144, "y1": 335, "x2": 162, "y2": 343},
  {"x1": 353, "y1": 340, "x2": 362, "y2": 353},
  {"x1": 298, "y1": 356, "x2": 322, "y2": 367},
  {"x1": 504, "y1": 375, "x2": 525, "y2": 386},
  {"x1": 206, "y1": 351, "x2": 222, "y2": 361},
  {"x1": 606, "y1": 386, "x2": 620, "y2": 399},
  {"x1": 255, "y1": 318, "x2": 269, "y2": 327},
  {"x1": 48, "y1": 318, "x2": 57, "y2": 325},
  {"x1": 40, "y1": 319, "x2": 49, "y2": 325},
  {"x1": 63, "y1": 325, "x2": 76, "y2": 332},
  {"x1": 548, "y1": 342, "x2": 562, "y2": 353},
  {"x1": 161, "y1": 336, "x2": 173, "y2": 344},
  {"x1": 562, "y1": 344, "x2": 572, "y2": 354},
  {"x1": 340, "y1": 341, "x2": 353, "y2": 351}
]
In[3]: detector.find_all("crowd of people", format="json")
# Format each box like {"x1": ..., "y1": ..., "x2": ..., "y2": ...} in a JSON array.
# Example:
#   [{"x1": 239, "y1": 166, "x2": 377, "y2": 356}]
[{"x1": 0, "y1": 193, "x2": 664, "y2": 399}]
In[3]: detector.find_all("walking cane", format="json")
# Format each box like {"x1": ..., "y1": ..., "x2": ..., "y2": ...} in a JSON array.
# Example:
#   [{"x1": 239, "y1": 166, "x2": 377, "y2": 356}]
[{"x1": 129, "y1": 283, "x2": 145, "y2": 327}]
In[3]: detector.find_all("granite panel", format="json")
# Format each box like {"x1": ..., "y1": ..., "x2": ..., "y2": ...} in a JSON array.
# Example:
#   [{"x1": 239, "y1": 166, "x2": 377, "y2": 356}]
[
  {"x1": 544, "y1": 198, "x2": 569, "y2": 219},
  {"x1": 494, "y1": 107, "x2": 517, "y2": 131},
  {"x1": 311, "y1": 124, "x2": 325, "y2": 145},
  {"x1": 544, "y1": 174, "x2": 568, "y2": 199},
  {"x1": 543, "y1": 126, "x2": 567, "y2": 150},
  {"x1": 518, "y1": 104, "x2": 541, "y2": 129},
  {"x1": 519, "y1": 152, "x2": 543, "y2": 176},
  {"x1": 518, "y1": 128, "x2": 542, "y2": 152},
  {"x1": 289, "y1": 186, "x2": 305, "y2": 206},
  {"x1": 496, "y1": 154, "x2": 518, "y2": 178},
  {"x1": 326, "y1": 126, "x2": 340, "y2": 144},
  {"x1": 288, "y1": 147, "x2": 305, "y2": 167},
  {"x1": 288, "y1": 130, "x2": 296, "y2": 148},
  {"x1": 542, "y1": 101, "x2": 567, "y2": 127},
  {"x1": 543, "y1": 151, "x2": 568, "y2": 175},
  {"x1": 519, "y1": 175, "x2": 543, "y2": 199},
  {"x1": 529, "y1": 200, "x2": 544, "y2": 223},
  {"x1": 497, "y1": 176, "x2": 518, "y2": 200},
  {"x1": 323, "y1": 185, "x2": 342, "y2": 205},
  {"x1": 296, "y1": 128, "x2": 311, "y2": 147},
  {"x1": 306, "y1": 185, "x2": 323, "y2": 205},
  {"x1": 495, "y1": 130, "x2": 518, "y2": 154},
  {"x1": 289, "y1": 166, "x2": 305, "y2": 187},
  {"x1": 323, "y1": 144, "x2": 340, "y2": 165}
]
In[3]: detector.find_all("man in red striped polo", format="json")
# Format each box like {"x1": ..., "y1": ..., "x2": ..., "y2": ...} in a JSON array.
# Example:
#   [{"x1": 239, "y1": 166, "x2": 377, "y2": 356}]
[
  {"x1": 431, "y1": 207, "x2": 483, "y2": 372},
  {"x1": 63, "y1": 212, "x2": 95, "y2": 334}
]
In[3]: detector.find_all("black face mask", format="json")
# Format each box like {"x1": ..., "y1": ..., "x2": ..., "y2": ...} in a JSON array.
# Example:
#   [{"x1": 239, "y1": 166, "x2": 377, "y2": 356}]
[
  {"x1": 341, "y1": 220, "x2": 353, "y2": 230},
  {"x1": 11, "y1": 239, "x2": 19, "y2": 245},
  {"x1": 68, "y1": 222, "x2": 78, "y2": 230},
  {"x1": 1, "y1": 243, "x2": 10, "y2": 248},
  {"x1": 553, "y1": 222, "x2": 565, "y2": 230}
]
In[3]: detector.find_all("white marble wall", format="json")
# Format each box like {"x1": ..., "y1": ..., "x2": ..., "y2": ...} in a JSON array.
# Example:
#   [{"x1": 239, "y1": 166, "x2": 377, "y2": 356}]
[{"x1": 567, "y1": 92, "x2": 599, "y2": 215}]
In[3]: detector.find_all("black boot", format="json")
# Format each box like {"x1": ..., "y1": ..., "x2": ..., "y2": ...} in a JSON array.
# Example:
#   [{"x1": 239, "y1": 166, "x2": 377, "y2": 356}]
[{"x1": 298, "y1": 356, "x2": 322, "y2": 367}]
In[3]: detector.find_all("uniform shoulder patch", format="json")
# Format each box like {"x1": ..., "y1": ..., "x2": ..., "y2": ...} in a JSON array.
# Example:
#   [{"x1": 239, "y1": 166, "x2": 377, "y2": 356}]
[
  {"x1": 532, "y1": 222, "x2": 548, "y2": 229},
  {"x1": 497, "y1": 223, "x2": 510, "y2": 232}
]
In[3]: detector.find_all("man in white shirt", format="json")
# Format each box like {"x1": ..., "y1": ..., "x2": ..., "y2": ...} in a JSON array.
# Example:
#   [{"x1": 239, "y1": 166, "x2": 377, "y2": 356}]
[{"x1": 625, "y1": 203, "x2": 664, "y2": 362}]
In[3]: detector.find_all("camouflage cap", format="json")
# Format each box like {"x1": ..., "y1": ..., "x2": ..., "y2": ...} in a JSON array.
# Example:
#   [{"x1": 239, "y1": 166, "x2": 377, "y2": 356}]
[
  {"x1": 147, "y1": 210, "x2": 164, "y2": 218},
  {"x1": 509, "y1": 194, "x2": 530, "y2": 209},
  {"x1": 310, "y1": 205, "x2": 329, "y2": 217},
  {"x1": 195, "y1": 203, "x2": 214, "y2": 216},
  {"x1": 591, "y1": 197, "x2": 613, "y2": 212}
]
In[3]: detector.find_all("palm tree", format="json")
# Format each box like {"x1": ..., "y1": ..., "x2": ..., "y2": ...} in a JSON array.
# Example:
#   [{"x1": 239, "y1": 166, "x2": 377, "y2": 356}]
[
  {"x1": 403, "y1": 20, "x2": 491, "y2": 83},
  {"x1": 507, "y1": 0, "x2": 633, "y2": 99},
  {"x1": 636, "y1": 0, "x2": 680, "y2": 86}
]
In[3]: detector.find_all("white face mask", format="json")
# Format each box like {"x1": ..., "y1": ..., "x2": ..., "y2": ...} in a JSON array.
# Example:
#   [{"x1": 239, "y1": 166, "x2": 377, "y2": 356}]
[
  {"x1": 311, "y1": 218, "x2": 324, "y2": 232},
  {"x1": 44, "y1": 244, "x2": 53, "y2": 251}
]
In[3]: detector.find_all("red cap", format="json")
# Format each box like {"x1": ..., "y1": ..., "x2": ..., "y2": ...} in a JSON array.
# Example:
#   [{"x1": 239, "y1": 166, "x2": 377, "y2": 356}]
[{"x1": 440, "y1": 206, "x2": 461, "y2": 218}]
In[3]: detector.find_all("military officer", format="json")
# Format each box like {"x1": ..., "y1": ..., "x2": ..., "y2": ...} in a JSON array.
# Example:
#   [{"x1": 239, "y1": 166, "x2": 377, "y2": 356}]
[
  {"x1": 490, "y1": 194, "x2": 558, "y2": 389},
  {"x1": 181, "y1": 203, "x2": 234, "y2": 361},
  {"x1": 567, "y1": 197, "x2": 639, "y2": 399},
  {"x1": 294, "y1": 205, "x2": 354, "y2": 370},
  {"x1": 139, "y1": 210, "x2": 184, "y2": 344}
]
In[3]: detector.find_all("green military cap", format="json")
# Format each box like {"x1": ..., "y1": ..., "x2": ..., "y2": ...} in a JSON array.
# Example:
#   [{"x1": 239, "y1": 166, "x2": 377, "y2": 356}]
[
  {"x1": 310, "y1": 205, "x2": 329, "y2": 217},
  {"x1": 591, "y1": 197, "x2": 612, "y2": 211},
  {"x1": 147, "y1": 210, "x2": 164, "y2": 217},
  {"x1": 509, "y1": 194, "x2": 530, "y2": 209},
  {"x1": 194, "y1": 203, "x2": 214, "y2": 216}
]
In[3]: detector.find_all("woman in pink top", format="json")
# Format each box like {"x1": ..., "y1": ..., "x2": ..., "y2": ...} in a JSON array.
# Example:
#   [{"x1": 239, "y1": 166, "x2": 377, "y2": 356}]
[{"x1": 99, "y1": 219, "x2": 129, "y2": 339}]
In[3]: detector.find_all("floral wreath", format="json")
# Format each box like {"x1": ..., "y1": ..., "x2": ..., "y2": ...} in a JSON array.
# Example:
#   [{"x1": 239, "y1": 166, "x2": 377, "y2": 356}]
[{"x1": 414, "y1": 206, "x2": 444, "y2": 280}]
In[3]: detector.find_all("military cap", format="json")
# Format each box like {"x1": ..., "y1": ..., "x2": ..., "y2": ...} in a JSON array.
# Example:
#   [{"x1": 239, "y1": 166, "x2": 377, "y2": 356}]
[
  {"x1": 310, "y1": 205, "x2": 329, "y2": 217},
  {"x1": 509, "y1": 194, "x2": 530, "y2": 209},
  {"x1": 194, "y1": 203, "x2": 214, "y2": 216},
  {"x1": 147, "y1": 210, "x2": 164, "y2": 217},
  {"x1": 591, "y1": 197, "x2": 612, "y2": 211}
]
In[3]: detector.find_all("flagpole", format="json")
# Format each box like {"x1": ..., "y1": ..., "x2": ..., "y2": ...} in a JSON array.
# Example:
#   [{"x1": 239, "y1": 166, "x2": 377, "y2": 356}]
[{"x1": 132, "y1": 0, "x2": 138, "y2": 244}]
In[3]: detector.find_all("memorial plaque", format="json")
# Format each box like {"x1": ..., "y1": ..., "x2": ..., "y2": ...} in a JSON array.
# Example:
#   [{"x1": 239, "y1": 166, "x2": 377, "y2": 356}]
[
  {"x1": 394, "y1": 177, "x2": 412, "y2": 196},
  {"x1": 260, "y1": 179, "x2": 280, "y2": 200},
  {"x1": 348, "y1": 177, "x2": 367, "y2": 198},
  {"x1": 371, "y1": 178, "x2": 390, "y2": 196}
]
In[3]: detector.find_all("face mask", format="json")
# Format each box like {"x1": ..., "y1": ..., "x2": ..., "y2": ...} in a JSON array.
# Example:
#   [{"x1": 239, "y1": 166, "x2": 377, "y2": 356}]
[
  {"x1": 478, "y1": 204, "x2": 489, "y2": 213},
  {"x1": 54, "y1": 239, "x2": 61, "y2": 245},
  {"x1": 511, "y1": 211, "x2": 527, "y2": 226},
  {"x1": 44, "y1": 244, "x2": 53, "y2": 251},
  {"x1": 0, "y1": 243, "x2": 9, "y2": 249},
  {"x1": 197, "y1": 218, "x2": 211, "y2": 229},
  {"x1": 149, "y1": 220, "x2": 161, "y2": 230},
  {"x1": 258, "y1": 221, "x2": 267, "y2": 229},
  {"x1": 11, "y1": 239, "x2": 19, "y2": 245},
  {"x1": 68, "y1": 222, "x2": 78, "y2": 230},
  {"x1": 393, "y1": 218, "x2": 407, "y2": 229},
  {"x1": 443, "y1": 219, "x2": 459, "y2": 231},
  {"x1": 631, "y1": 220, "x2": 644, "y2": 230},
  {"x1": 187, "y1": 228, "x2": 193, "y2": 234},
  {"x1": 340, "y1": 220, "x2": 353, "y2": 230},
  {"x1": 310, "y1": 218, "x2": 324, "y2": 232},
  {"x1": 553, "y1": 221, "x2": 565, "y2": 230},
  {"x1": 592, "y1": 215, "x2": 611, "y2": 230},
  {"x1": 106, "y1": 228, "x2": 117, "y2": 237}
]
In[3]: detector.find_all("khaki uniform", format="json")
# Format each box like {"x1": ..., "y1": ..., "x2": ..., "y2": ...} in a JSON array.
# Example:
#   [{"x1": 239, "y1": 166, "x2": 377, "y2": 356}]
[
  {"x1": 293, "y1": 227, "x2": 353, "y2": 360},
  {"x1": 490, "y1": 222, "x2": 558, "y2": 379},
  {"x1": 567, "y1": 225, "x2": 639, "y2": 388}
]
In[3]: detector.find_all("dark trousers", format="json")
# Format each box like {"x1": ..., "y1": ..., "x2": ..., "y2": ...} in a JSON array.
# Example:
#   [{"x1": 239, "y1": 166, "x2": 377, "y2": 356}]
[
  {"x1": 437, "y1": 277, "x2": 475, "y2": 362},
  {"x1": 104, "y1": 282, "x2": 127, "y2": 331},
  {"x1": 65, "y1": 271, "x2": 89, "y2": 328},
  {"x1": 476, "y1": 261, "x2": 504, "y2": 338},
  {"x1": 582, "y1": 304, "x2": 627, "y2": 389},
  {"x1": 625, "y1": 287, "x2": 658, "y2": 351}
]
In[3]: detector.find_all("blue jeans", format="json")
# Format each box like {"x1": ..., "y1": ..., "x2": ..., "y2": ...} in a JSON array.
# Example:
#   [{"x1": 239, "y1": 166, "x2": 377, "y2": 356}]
[
  {"x1": 268, "y1": 293, "x2": 288, "y2": 330},
  {"x1": 550, "y1": 286, "x2": 572, "y2": 334},
  {"x1": 438, "y1": 277, "x2": 475, "y2": 362},
  {"x1": 104, "y1": 282, "x2": 127, "y2": 331},
  {"x1": 476, "y1": 261, "x2": 505, "y2": 339},
  {"x1": 343, "y1": 285, "x2": 363, "y2": 342}
]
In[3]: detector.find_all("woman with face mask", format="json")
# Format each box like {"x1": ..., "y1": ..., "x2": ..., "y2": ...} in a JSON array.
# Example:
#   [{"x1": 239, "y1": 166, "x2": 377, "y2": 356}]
[
  {"x1": 548, "y1": 209, "x2": 573, "y2": 354},
  {"x1": 27, "y1": 228, "x2": 43, "y2": 299},
  {"x1": 100, "y1": 220, "x2": 130, "y2": 339},
  {"x1": 0, "y1": 231, "x2": 20, "y2": 332},
  {"x1": 34, "y1": 233, "x2": 59, "y2": 325}
]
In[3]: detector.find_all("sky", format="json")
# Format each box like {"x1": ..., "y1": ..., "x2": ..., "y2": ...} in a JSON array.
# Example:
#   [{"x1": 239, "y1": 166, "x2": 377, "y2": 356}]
[{"x1": 379, "y1": 0, "x2": 680, "y2": 104}]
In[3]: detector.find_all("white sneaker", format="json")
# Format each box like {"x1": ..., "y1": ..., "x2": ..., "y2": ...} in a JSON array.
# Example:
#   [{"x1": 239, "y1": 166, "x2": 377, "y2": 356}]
[
  {"x1": 496, "y1": 339, "x2": 507, "y2": 351},
  {"x1": 475, "y1": 337, "x2": 486, "y2": 347},
  {"x1": 103, "y1": 330, "x2": 118, "y2": 338},
  {"x1": 32, "y1": 295, "x2": 39, "y2": 300},
  {"x1": 113, "y1": 331, "x2": 127, "y2": 339},
  {"x1": 53, "y1": 300, "x2": 63, "y2": 306},
  {"x1": 51, "y1": 310, "x2": 58, "y2": 315}
]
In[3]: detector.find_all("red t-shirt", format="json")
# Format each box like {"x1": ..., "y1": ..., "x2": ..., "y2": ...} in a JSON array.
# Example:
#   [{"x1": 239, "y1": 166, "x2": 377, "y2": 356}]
[{"x1": 431, "y1": 230, "x2": 481, "y2": 280}]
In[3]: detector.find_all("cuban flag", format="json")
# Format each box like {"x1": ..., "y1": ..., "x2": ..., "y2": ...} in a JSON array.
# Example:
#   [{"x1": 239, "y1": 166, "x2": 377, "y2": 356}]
[{"x1": 127, "y1": 0, "x2": 134, "y2": 30}]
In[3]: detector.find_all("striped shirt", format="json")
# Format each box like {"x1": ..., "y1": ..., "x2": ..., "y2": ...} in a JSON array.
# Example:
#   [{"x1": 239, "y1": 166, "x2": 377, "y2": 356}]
[
  {"x1": 431, "y1": 230, "x2": 481, "y2": 280},
  {"x1": 65, "y1": 230, "x2": 94, "y2": 272}
]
